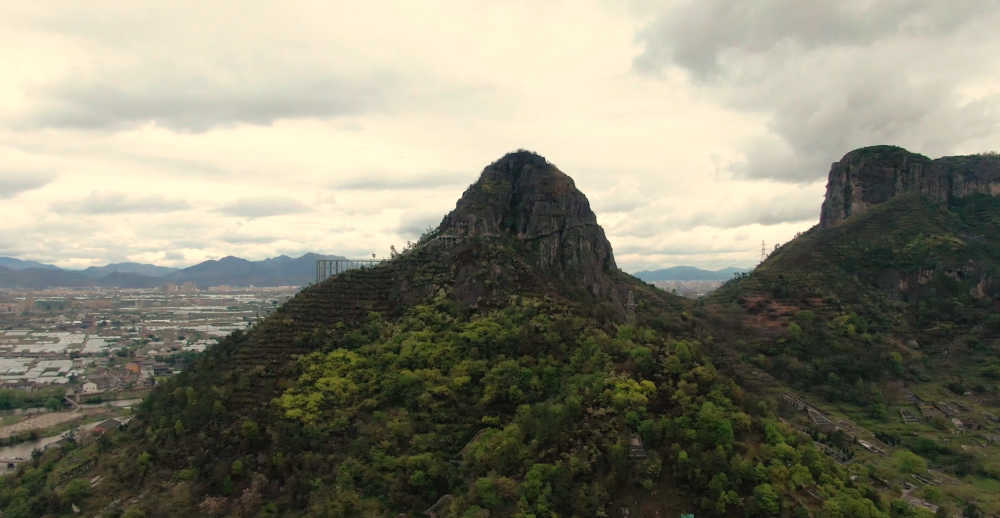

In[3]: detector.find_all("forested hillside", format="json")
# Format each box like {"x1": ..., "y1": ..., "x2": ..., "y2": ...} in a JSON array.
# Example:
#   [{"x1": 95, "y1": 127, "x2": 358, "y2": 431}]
[
  {"x1": 0, "y1": 151, "x2": 941, "y2": 518},
  {"x1": 709, "y1": 148, "x2": 1000, "y2": 516}
]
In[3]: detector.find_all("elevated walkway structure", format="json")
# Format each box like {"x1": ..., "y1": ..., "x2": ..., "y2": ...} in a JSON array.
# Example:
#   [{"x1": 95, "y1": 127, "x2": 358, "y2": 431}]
[
  {"x1": 316, "y1": 259, "x2": 384, "y2": 284},
  {"x1": 434, "y1": 232, "x2": 500, "y2": 248}
]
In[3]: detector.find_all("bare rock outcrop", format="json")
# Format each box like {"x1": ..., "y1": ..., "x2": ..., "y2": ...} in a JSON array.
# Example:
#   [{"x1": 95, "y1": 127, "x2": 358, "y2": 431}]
[
  {"x1": 438, "y1": 150, "x2": 618, "y2": 296},
  {"x1": 820, "y1": 146, "x2": 1000, "y2": 227}
]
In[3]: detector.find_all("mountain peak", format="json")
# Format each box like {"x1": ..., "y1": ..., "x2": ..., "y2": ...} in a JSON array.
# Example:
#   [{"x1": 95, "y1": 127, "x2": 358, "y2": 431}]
[
  {"x1": 439, "y1": 150, "x2": 617, "y2": 295},
  {"x1": 488, "y1": 148, "x2": 553, "y2": 171},
  {"x1": 820, "y1": 145, "x2": 1000, "y2": 227}
]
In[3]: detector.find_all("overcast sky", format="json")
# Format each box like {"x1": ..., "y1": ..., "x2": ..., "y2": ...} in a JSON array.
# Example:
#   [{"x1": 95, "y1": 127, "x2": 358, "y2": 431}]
[{"x1": 1, "y1": 0, "x2": 998, "y2": 272}]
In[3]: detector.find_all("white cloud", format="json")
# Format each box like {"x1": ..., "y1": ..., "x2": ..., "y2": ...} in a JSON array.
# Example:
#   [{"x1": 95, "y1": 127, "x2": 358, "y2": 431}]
[
  {"x1": 0, "y1": 171, "x2": 56, "y2": 199},
  {"x1": 19, "y1": 66, "x2": 395, "y2": 132},
  {"x1": 52, "y1": 190, "x2": 191, "y2": 214},
  {"x1": 634, "y1": 0, "x2": 1000, "y2": 182},
  {"x1": 2, "y1": 0, "x2": 987, "y2": 272},
  {"x1": 216, "y1": 196, "x2": 311, "y2": 219}
]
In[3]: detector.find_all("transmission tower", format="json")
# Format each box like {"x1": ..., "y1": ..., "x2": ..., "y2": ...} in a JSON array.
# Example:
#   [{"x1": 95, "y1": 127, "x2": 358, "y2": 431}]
[
  {"x1": 625, "y1": 290, "x2": 636, "y2": 324},
  {"x1": 760, "y1": 240, "x2": 766, "y2": 264}
]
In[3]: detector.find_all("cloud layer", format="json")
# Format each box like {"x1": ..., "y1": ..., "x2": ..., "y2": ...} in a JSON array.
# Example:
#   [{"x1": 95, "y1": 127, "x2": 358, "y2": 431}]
[
  {"x1": 0, "y1": 171, "x2": 56, "y2": 199},
  {"x1": 53, "y1": 191, "x2": 191, "y2": 215},
  {"x1": 216, "y1": 196, "x2": 311, "y2": 219},
  {"x1": 1, "y1": 1, "x2": 994, "y2": 271},
  {"x1": 635, "y1": 0, "x2": 1000, "y2": 182},
  {"x1": 22, "y1": 69, "x2": 393, "y2": 132}
]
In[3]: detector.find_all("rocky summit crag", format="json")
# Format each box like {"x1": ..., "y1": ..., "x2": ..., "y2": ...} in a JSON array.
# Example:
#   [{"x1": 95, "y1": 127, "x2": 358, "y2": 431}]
[
  {"x1": 439, "y1": 150, "x2": 617, "y2": 298},
  {"x1": 819, "y1": 145, "x2": 1000, "y2": 227}
]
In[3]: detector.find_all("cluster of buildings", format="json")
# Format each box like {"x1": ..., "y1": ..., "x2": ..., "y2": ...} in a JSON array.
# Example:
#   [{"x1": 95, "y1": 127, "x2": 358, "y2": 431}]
[
  {"x1": 0, "y1": 285, "x2": 300, "y2": 396},
  {"x1": 159, "y1": 282, "x2": 199, "y2": 293},
  {"x1": 650, "y1": 280, "x2": 725, "y2": 298}
]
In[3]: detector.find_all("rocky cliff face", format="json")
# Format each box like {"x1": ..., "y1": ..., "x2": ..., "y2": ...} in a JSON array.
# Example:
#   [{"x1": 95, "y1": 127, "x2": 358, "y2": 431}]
[
  {"x1": 439, "y1": 150, "x2": 618, "y2": 296},
  {"x1": 820, "y1": 146, "x2": 1000, "y2": 227}
]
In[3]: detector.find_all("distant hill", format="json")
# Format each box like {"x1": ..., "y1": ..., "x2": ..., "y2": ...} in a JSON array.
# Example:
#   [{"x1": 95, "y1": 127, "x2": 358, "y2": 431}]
[
  {"x1": 0, "y1": 257, "x2": 59, "y2": 270},
  {"x1": 0, "y1": 266, "x2": 164, "y2": 290},
  {"x1": 0, "y1": 253, "x2": 346, "y2": 289},
  {"x1": 713, "y1": 146, "x2": 1000, "y2": 428},
  {"x1": 699, "y1": 147, "x2": 1000, "y2": 515},
  {"x1": 633, "y1": 265, "x2": 749, "y2": 282},
  {"x1": 80, "y1": 262, "x2": 179, "y2": 278},
  {"x1": 164, "y1": 252, "x2": 346, "y2": 287},
  {"x1": 0, "y1": 265, "x2": 93, "y2": 288}
]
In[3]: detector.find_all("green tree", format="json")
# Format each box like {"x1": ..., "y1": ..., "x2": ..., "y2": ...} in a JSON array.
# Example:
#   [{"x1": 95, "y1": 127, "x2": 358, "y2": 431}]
[
  {"x1": 61, "y1": 477, "x2": 90, "y2": 504},
  {"x1": 753, "y1": 483, "x2": 780, "y2": 517},
  {"x1": 475, "y1": 477, "x2": 500, "y2": 509},
  {"x1": 889, "y1": 501, "x2": 914, "y2": 518},
  {"x1": 708, "y1": 473, "x2": 730, "y2": 497},
  {"x1": 137, "y1": 451, "x2": 151, "y2": 475},
  {"x1": 45, "y1": 397, "x2": 61, "y2": 411},
  {"x1": 630, "y1": 346, "x2": 655, "y2": 374},
  {"x1": 674, "y1": 341, "x2": 692, "y2": 362},
  {"x1": 823, "y1": 491, "x2": 888, "y2": 518},
  {"x1": 698, "y1": 402, "x2": 735, "y2": 448},
  {"x1": 241, "y1": 420, "x2": 260, "y2": 440},
  {"x1": 894, "y1": 451, "x2": 927, "y2": 474},
  {"x1": 963, "y1": 501, "x2": 984, "y2": 518},
  {"x1": 789, "y1": 464, "x2": 815, "y2": 489}
]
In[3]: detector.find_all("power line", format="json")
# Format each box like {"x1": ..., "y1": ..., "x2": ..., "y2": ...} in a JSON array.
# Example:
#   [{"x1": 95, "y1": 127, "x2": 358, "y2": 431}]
[{"x1": 760, "y1": 240, "x2": 766, "y2": 264}]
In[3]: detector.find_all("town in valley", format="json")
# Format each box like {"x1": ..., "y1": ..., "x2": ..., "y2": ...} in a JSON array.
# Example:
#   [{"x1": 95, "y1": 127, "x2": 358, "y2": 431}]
[{"x1": 0, "y1": 283, "x2": 299, "y2": 463}]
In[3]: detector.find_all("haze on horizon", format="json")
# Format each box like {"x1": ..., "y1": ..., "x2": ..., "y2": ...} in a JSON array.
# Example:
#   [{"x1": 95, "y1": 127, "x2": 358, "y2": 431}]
[{"x1": 1, "y1": 0, "x2": 998, "y2": 273}]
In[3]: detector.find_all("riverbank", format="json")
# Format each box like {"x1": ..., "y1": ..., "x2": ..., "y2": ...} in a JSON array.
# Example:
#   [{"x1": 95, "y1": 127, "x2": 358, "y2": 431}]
[{"x1": 0, "y1": 398, "x2": 142, "y2": 465}]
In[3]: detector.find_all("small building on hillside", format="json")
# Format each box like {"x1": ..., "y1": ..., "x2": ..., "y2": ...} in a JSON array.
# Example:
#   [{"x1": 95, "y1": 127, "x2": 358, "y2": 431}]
[
  {"x1": 92, "y1": 419, "x2": 121, "y2": 435},
  {"x1": 628, "y1": 435, "x2": 647, "y2": 460}
]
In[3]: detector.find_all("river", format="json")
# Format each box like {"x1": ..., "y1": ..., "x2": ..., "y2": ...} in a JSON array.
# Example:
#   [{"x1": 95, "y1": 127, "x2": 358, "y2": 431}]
[
  {"x1": 0, "y1": 433, "x2": 68, "y2": 464},
  {"x1": 0, "y1": 398, "x2": 144, "y2": 467}
]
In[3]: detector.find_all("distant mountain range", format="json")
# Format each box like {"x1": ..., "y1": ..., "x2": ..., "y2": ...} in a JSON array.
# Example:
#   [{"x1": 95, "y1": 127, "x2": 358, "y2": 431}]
[
  {"x1": 80, "y1": 262, "x2": 179, "y2": 278},
  {"x1": 0, "y1": 253, "x2": 346, "y2": 289},
  {"x1": 0, "y1": 256, "x2": 751, "y2": 288},
  {"x1": 0, "y1": 257, "x2": 61, "y2": 271},
  {"x1": 161, "y1": 253, "x2": 345, "y2": 287},
  {"x1": 632, "y1": 266, "x2": 750, "y2": 282}
]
